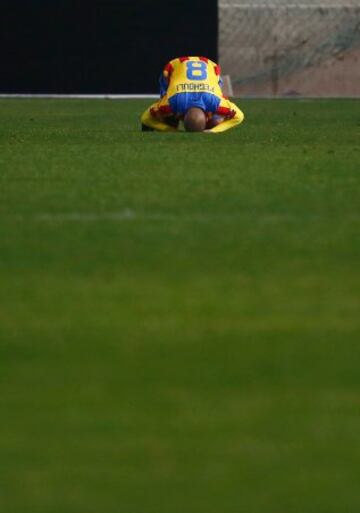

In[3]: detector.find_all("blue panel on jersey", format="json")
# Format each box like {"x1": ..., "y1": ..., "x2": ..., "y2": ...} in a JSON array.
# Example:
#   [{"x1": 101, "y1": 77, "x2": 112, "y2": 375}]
[
  {"x1": 159, "y1": 74, "x2": 168, "y2": 97},
  {"x1": 168, "y1": 92, "x2": 221, "y2": 114}
]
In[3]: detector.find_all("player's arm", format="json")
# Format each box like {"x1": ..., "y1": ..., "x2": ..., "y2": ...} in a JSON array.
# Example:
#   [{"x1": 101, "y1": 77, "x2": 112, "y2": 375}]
[
  {"x1": 211, "y1": 60, "x2": 224, "y2": 90},
  {"x1": 206, "y1": 102, "x2": 245, "y2": 133},
  {"x1": 141, "y1": 103, "x2": 179, "y2": 132},
  {"x1": 159, "y1": 61, "x2": 175, "y2": 97}
]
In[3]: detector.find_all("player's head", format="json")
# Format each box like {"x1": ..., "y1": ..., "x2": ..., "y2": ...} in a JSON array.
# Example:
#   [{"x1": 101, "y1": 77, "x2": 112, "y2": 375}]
[{"x1": 184, "y1": 107, "x2": 206, "y2": 132}]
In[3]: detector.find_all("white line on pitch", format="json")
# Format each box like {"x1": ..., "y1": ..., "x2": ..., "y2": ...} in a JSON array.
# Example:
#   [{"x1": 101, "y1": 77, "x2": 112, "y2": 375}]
[{"x1": 7, "y1": 211, "x2": 360, "y2": 223}]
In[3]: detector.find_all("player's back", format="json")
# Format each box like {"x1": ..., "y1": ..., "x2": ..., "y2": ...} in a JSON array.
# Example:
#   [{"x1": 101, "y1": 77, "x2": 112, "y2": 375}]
[{"x1": 165, "y1": 56, "x2": 223, "y2": 99}]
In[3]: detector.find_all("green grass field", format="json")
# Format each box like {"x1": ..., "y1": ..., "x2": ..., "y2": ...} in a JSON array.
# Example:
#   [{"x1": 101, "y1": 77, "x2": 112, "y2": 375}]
[{"x1": 1, "y1": 98, "x2": 359, "y2": 513}]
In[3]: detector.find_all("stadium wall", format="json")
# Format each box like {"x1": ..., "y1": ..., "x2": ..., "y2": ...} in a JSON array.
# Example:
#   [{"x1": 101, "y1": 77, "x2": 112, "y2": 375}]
[
  {"x1": 219, "y1": 0, "x2": 360, "y2": 97},
  {"x1": 0, "y1": 0, "x2": 218, "y2": 94}
]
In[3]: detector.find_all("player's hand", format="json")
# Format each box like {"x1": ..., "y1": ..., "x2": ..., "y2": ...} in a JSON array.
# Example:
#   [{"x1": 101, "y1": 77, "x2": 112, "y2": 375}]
[
  {"x1": 205, "y1": 115, "x2": 224, "y2": 130},
  {"x1": 164, "y1": 116, "x2": 179, "y2": 129}
]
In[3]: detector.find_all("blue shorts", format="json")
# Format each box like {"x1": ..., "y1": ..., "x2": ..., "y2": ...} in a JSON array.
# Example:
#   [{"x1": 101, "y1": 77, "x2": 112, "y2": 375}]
[{"x1": 168, "y1": 92, "x2": 221, "y2": 115}]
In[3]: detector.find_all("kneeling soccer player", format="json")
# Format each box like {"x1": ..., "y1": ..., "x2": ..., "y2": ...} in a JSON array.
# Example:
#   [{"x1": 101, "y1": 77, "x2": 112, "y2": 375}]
[{"x1": 141, "y1": 56, "x2": 244, "y2": 133}]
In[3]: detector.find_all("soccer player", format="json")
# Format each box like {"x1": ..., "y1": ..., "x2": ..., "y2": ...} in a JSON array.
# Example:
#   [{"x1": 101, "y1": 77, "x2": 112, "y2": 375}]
[{"x1": 141, "y1": 56, "x2": 244, "y2": 133}]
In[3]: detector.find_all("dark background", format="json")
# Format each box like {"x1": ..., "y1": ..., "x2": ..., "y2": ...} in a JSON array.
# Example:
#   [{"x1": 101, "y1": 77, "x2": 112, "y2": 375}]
[{"x1": 0, "y1": 0, "x2": 218, "y2": 94}]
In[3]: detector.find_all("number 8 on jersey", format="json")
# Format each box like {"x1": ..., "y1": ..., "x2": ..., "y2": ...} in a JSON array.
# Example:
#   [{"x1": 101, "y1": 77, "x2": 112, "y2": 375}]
[{"x1": 186, "y1": 61, "x2": 208, "y2": 81}]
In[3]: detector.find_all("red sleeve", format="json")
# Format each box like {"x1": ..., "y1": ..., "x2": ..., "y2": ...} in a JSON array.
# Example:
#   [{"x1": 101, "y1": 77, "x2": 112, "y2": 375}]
[
  {"x1": 216, "y1": 106, "x2": 235, "y2": 119},
  {"x1": 158, "y1": 105, "x2": 173, "y2": 115}
]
